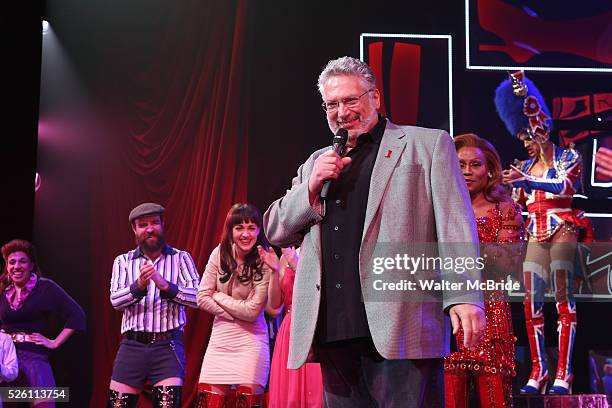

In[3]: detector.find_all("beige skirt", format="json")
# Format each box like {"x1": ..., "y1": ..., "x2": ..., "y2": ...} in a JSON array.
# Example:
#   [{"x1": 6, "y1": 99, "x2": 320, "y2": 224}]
[{"x1": 199, "y1": 312, "x2": 270, "y2": 387}]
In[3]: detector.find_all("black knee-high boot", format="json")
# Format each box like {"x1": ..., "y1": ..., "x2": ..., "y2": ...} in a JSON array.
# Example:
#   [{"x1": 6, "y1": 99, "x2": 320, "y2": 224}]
[
  {"x1": 152, "y1": 385, "x2": 182, "y2": 408},
  {"x1": 107, "y1": 389, "x2": 139, "y2": 408}
]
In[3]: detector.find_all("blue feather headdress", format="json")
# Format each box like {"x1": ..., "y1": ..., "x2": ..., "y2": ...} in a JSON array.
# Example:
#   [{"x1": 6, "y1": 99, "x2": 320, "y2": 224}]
[{"x1": 494, "y1": 71, "x2": 552, "y2": 143}]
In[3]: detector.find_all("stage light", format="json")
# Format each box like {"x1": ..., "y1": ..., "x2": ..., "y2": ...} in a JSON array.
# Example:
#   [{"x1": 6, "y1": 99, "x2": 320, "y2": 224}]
[
  {"x1": 35, "y1": 172, "x2": 41, "y2": 192},
  {"x1": 42, "y1": 20, "x2": 49, "y2": 35}
]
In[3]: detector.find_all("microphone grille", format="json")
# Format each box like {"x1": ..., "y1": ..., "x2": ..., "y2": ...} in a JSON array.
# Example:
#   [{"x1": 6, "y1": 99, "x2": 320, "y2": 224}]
[{"x1": 334, "y1": 128, "x2": 348, "y2": 145}]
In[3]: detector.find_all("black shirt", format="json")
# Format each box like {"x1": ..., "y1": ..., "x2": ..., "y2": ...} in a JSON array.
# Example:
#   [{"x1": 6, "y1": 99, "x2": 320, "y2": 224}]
[
  {"x1": 317, "y1": 115, "x2": 386, "y2": 344},
  {"x1": 0, "y1": 277, "x2": 86, "y2": 355}
]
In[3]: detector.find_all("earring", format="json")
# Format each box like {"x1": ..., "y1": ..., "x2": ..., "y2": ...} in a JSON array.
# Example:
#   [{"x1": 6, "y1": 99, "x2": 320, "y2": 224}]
[{"x1": 487, "y1": 172, "x2": 493, "y2": 178}]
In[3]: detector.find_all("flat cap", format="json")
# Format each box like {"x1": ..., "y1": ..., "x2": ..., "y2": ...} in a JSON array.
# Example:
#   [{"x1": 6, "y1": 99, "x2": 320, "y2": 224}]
[{"x1": 129, "y1": 203, "x2": 165, "y2": 223}]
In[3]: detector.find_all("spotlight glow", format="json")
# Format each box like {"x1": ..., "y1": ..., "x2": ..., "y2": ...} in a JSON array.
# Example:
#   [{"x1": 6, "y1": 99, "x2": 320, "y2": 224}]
[{"x1": 35, "y1": 172, "x2": 41, "y2": 192}]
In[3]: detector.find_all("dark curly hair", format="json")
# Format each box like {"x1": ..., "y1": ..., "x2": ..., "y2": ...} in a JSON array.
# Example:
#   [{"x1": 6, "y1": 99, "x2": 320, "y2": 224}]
[
  {"x1": 1, "y1": 239, "x2": 42, "y2": 292},
  {"x1": 219, "y1": 203, "x2": 268, "y2": 284}
]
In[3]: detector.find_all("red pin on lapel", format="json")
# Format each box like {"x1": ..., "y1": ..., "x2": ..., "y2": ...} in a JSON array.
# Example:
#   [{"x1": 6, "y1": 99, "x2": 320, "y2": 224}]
[{"x1": 385, "y1": 150, "x2": 392, "y2": 158}]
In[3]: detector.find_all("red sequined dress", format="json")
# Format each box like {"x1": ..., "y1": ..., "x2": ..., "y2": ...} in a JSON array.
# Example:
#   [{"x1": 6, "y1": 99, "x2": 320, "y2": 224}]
[{"x1": 444, "y1": 201, "x2": 525, "y2": 408}]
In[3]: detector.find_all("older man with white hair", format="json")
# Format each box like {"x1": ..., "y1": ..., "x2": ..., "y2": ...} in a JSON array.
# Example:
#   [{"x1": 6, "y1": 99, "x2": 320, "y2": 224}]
[{"x1": 264, "y1": 56, "x2": 485, "y2": 407}]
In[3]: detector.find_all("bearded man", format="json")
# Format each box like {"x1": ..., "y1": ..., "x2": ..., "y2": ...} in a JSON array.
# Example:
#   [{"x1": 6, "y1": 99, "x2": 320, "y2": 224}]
[{"x1": 107, "y1": 203, "x2": 200, "y2": 407}]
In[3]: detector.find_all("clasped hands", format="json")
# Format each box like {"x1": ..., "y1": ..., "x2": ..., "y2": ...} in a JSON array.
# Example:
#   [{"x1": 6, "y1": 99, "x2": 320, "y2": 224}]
[{"x1": 137, "y1": 261, "x2": 169, "y2": 291}]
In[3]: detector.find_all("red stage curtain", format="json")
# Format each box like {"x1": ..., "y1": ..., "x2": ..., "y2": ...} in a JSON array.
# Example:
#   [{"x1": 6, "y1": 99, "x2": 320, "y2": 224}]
[{"x1": 88, "y1": 1, "x2": 249, "y2": 406}]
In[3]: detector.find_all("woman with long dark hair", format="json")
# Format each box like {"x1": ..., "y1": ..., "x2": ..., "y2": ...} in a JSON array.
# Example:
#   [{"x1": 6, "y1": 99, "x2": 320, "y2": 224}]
[
  {"x1": 196, "y1": 204, "x2": 274, "y2": 408},
  {"x1": 0, "y1": 239, "x2": 85, "y2": 408},
  {"x1": 444, "y1": 134, "x2": 524, "y2": 408}
]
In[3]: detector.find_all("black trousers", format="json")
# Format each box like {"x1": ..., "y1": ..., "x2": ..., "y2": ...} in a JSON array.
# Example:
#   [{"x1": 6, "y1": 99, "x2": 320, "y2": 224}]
[{"x1": 316, "y1": 337, "x2": 443, "y2": 408}]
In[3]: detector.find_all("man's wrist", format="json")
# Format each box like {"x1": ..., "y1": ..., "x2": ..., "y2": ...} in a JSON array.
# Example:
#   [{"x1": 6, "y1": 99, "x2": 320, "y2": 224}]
[
  {"x1": 160, "y1": 281, "x2": 179, "y2": 299},
  {"x1": 308, "y1": 186, "x2": 319, "y2": 206},
  {"x1": 130, "y1": 280, "x2": 148, "y2": 298},
  {"x1": 157, "y1": 278, "x2": 170, "y2": 291}
]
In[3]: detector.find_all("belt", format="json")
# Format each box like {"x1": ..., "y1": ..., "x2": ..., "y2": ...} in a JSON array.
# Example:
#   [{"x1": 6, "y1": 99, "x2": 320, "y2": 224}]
[
  {"x1": 122, "y1": 330, "x2": 181, "y2": 344},
  {"x1": 4, "y1": 331, "x2": 35, "y2": 343}
]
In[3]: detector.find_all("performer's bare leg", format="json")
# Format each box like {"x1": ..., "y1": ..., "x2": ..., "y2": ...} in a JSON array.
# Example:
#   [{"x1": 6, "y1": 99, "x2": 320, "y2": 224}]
[{"x1": 108, "y1": 380, "x2": 140, "y2": 408}]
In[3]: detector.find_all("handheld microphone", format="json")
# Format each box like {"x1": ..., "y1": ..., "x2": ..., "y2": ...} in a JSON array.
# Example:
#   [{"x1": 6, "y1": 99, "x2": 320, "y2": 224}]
[{"x1": 320, "y1": 128, "x2": 348, "y2": 199}]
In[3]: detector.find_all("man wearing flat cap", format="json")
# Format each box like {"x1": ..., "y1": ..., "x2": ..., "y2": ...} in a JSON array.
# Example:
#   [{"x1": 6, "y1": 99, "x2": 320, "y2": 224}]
[{"x1": 107, "y1": 203, "x2": 200, "y2": 407}]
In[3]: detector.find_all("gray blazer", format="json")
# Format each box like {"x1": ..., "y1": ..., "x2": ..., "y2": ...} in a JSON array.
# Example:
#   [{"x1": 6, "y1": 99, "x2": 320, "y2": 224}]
[{"x1": 263, "y1": 120, "x2": 482, "y2": 369}]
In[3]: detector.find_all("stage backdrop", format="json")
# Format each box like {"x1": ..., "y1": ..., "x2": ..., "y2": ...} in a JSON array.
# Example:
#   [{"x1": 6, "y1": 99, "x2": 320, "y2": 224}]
[
  {"x1": 30, "y1": 1, "x2": 612, "y2": 404},
  {"x1": 35, "y1": 0, "x2": 249, "y2": 406}
]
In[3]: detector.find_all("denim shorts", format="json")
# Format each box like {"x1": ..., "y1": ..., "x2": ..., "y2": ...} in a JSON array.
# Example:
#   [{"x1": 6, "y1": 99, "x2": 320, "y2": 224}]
[{"x1": 111, "y1": 333, "x2": 186, "y2": 389}]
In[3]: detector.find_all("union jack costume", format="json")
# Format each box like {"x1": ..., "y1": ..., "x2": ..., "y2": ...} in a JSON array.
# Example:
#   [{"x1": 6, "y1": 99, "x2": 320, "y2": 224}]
[
  {"x1": 511, "y1": 144, "x2": 587, "y2": 242},
  {"x1": 494, "y1": 71, "x2": 582, "y2": 395}
]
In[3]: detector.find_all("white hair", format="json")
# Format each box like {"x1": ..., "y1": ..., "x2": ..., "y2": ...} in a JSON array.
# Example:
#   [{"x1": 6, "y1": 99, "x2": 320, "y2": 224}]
[{"x1": 317, "y1": 56, "x2": 377, "y2": 94}]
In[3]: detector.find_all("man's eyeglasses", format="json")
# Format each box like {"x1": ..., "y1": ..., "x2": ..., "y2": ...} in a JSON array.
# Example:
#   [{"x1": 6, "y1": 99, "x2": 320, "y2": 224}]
[{"x1": 321, "y1": 89, "x2": 374, "y2": 113}]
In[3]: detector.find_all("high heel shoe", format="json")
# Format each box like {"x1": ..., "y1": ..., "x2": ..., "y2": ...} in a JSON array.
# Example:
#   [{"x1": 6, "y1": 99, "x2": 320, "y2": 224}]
[
  {"x1": 519, "y1": 371, "x2": 548, "y2": 395},
  {"x1": 549, "y1": 373, "x2": 573, "y2": 395}
]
